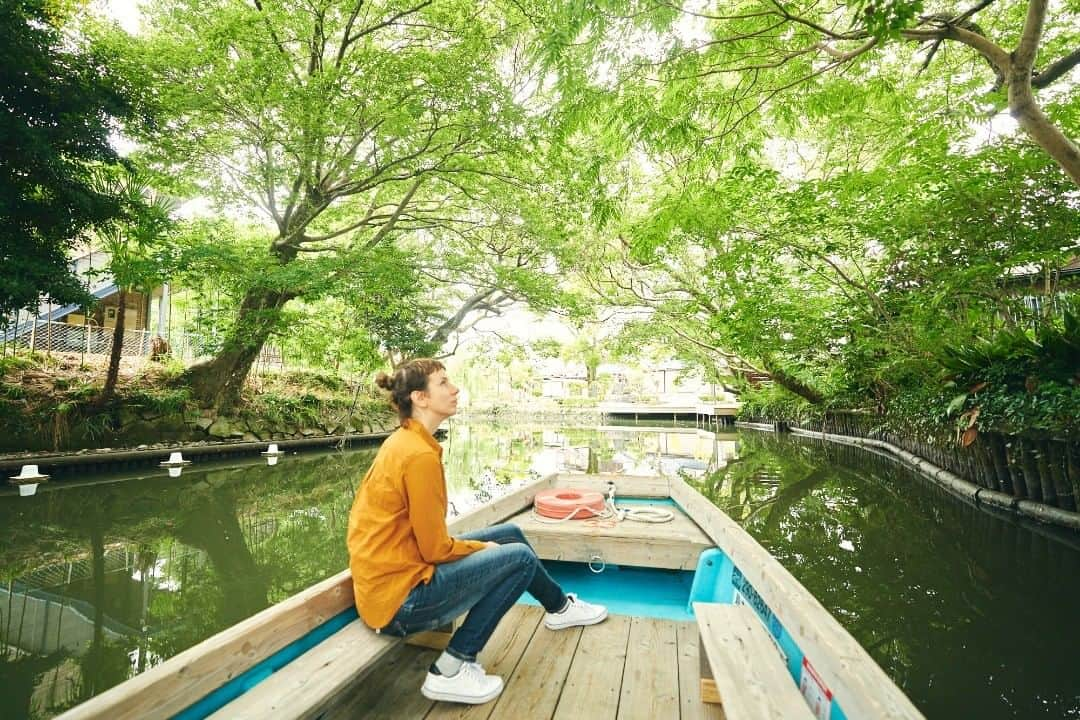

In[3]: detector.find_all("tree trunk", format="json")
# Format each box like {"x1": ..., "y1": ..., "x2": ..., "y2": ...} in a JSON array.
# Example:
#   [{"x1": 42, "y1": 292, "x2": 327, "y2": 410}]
[
  {"x1": 1020, "y1": 438, "x2": 1046, "y2": 503},
  {"x1": 1005, "y1": 440, "x2": 1030, "y2": 499},
  {"x1": 173, "y1": 486, "x2": 268, "y2": 624},
  {"x1": 99, "y1": 290, "x2": 127, "y2": 404},
  {"x1": 180, "y1": 287, "x2": 295, "y2": 409},
  {"x1": 1067, "y1": 443, "x2": 1080, "y2": 505},
  {"x1": 987, "y1": 434, "x2": 1015, "y2": 496}
]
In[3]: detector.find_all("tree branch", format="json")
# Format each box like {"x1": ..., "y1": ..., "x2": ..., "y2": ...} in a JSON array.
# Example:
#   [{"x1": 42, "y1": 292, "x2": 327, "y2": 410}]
[{"x1": 1032, "y1": 47, "x2": 1080, "y2": 89}]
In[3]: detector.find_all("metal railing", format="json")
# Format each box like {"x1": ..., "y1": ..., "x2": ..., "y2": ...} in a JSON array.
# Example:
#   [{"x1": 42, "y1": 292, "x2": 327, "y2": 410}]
[{"x1": 2, "y1": 318, "x2": 287, "y2": 369}]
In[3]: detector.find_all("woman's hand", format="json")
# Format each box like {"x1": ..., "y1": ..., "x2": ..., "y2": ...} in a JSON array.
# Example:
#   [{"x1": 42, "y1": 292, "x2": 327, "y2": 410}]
[{"x1": 485, "y1": 541, "x2": 499, "y2": 549}]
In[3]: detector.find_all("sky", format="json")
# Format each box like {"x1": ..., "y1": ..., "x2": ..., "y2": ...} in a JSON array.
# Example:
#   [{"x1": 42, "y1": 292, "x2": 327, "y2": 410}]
[{"x1": 99, "y1": 0, "x2": 140, "y2": 33}]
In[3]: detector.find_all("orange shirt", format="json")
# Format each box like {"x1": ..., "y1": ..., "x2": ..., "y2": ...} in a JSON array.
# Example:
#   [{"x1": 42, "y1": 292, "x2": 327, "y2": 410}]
[{"x1": 346, "y1": 420, "x2": 487, "y2": 628}]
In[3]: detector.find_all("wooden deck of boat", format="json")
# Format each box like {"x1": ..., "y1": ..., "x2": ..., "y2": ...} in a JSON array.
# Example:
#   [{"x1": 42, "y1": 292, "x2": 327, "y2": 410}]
[
  {"x1": 506, "y1": 493, "x2": 713, "y2": 571},
  {"x1": 329, "y1": 604, "x2": 722, "y2": 720}
]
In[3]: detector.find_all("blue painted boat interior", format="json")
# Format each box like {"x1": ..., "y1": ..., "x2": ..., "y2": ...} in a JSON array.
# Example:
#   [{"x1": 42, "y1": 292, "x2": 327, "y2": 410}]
[
  {"x1": 516, "y1": 560, "x2": 697, "y2": 622},
  {"x1": 611, "y1": 497, "x2": 678, "y2": 507}
]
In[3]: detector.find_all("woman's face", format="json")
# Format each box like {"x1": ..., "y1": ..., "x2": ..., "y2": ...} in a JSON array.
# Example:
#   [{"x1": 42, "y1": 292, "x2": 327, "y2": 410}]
[{"x1": 421, "y1": 369, "x2": 459, "y2": 419}]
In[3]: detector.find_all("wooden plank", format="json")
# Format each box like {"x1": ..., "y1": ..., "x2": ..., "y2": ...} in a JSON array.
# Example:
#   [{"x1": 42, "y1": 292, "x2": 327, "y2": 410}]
[
  {"x1": 510, "y1": 503, "x2": 709, "y2": 543},
  {"x1": 56, "y1": 570, "x2": 357, "y2": 720},
  {"x1": 425, "y1": 605, "x2": 545, "y2": 720},
  {"x1": 205, "y1": 620, "x2": 398, "y2": 720},
  {"x1": 486, "y1": 624, "x2": 583, "y2": 720},
  {"x1": 670, "y1": 479, "x2": 924, "y2": 720},
  {"x1": 552, "y1": 615, "x2": 632, "y2": 720},
  {"x1": 695, "y1": 603, "x2": 810, "y2": 720},
  {"x1": 450, "y1": 475, "x2": 556, "y2": 534},
  {"x1": 616, "y1": 617, "x2": 680, "y2": 720},
  {"x1": 676, "y1": 623, "x2": 725, "y2": 720},
  {"x1": 554, "y1": 473, "x2": 670, "y2": 498},
  {"x1": 700, "y1": 679, "x2": 722, "y2": 705},
  {"x1": 520, "y1": 531, "x2": 705, "y2": 570},
  {"x1": 323, "y1": 643, "x2": 438, "y2": 720},
  {"x1": 507, "y1": 501, "x2": 712, "y2": 570},
  {"x1": 552, "y1": 613, "x2": 630, "y2": 720}
]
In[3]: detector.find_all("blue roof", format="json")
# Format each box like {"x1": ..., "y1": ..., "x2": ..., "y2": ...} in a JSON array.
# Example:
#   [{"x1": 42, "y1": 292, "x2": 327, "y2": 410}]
[
  {"x1": 41, "y1": 284, "x2": 119, "y2": 321},
  {"x1": 2, "y1": 284, "x2": 119, "y2": 342}
]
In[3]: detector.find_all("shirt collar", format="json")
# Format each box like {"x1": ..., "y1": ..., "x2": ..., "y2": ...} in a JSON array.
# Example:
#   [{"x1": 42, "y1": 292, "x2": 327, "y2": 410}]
[{"x1": 403, "y1": 418, "x2": 443, "y2": 456}]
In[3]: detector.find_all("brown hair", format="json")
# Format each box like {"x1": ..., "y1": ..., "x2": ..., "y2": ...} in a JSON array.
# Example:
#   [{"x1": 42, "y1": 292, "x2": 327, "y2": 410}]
[{"x1": 375, "y1": 358, "x2": 446, "y2": 423}]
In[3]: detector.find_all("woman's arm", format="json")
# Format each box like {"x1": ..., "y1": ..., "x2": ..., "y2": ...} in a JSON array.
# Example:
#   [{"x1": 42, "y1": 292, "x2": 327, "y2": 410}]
[{"x1": 402, "y1": 453, "x2": 488, "y2": 563}]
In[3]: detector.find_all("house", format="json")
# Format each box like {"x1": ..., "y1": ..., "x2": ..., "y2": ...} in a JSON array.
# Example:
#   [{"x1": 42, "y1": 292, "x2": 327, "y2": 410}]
[
  {"x1": 1002, "y1": 256, "x2": 1080, "y2": 323},
  {"x1": 5, "y1": 249, "x2": 170, "y2": 351}
]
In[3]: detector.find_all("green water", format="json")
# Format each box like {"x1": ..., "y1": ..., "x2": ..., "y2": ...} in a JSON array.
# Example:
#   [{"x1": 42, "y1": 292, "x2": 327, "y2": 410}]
[{"x1": 1, "y1": 422, "x2": 1077, "y2": 718}]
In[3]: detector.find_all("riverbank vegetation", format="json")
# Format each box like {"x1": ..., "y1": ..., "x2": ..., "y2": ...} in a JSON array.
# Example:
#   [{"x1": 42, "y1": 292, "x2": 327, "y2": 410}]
[{"x1": 0, "y1": 353, "x2": 391, "y2": 454}]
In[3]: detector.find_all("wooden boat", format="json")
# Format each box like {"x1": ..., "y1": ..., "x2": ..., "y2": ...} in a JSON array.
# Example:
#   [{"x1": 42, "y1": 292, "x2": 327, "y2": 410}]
[{"x1": 57, "y1": 473, "x2": 924, "y2": 720}]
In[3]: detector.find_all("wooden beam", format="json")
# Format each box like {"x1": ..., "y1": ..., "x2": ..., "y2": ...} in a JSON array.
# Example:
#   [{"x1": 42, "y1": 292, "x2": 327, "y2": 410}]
[
  {"x1": 699, "y1": 678, "x2": 722, "y2": 705},
  {"x1": 554, "y1": 473, "x2": 670, "y2": 498}
]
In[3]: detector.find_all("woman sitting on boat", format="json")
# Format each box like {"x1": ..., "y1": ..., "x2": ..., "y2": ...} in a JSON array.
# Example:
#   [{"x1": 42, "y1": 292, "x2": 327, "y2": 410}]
[{"x1": 347, "y1": 358, "x2": 607, "y2": 705}]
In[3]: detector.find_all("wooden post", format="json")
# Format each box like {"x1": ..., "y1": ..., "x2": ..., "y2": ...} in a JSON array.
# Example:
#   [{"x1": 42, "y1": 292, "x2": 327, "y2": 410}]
[
  {"x1": 1046, "y1": 440, "x2": 1075, "y2": 511},
  {"x1": 1004, "y1": 440, "x2": 1028, "y2": 499},
  {"x1": 1020, "y1": 438, "x2": 1046, "y2": 503}
]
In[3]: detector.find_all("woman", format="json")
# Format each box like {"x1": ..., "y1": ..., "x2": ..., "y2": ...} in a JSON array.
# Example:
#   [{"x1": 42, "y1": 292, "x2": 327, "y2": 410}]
[{"x1": 347, "y1": 358, "x2": 607, "y2": 705}]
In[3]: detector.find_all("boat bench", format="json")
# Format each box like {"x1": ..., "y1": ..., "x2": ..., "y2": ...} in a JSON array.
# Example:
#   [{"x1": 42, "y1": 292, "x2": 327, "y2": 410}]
[
  {"x1": 694, "y1": 602, "x2": 814, "y2": 720},
  {"x1": 206, "y1": 619, "x2": 457, "y2": 720}
]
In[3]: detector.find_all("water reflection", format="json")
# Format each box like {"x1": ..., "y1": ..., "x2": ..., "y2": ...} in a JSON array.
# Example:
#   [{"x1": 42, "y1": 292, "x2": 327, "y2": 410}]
[
  {"x1": 0, "y1": 449, "x2": 373, "y2": 718},
  {"x1": 1, "y1": 424, "x2": 1078, "y2": 718}
]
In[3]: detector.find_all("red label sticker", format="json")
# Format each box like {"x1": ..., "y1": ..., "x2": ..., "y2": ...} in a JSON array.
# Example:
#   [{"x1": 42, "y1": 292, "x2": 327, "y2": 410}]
[{"x1": 799, "y1": 656, "x2": 833, "y2": 720}]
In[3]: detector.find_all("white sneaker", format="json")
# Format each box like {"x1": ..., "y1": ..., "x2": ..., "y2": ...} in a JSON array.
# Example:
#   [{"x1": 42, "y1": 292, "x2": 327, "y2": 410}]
[
  {"x1": 421, "y1": 661, "x2": 504, "y2": 704},
  {"x1": 544, "y1": 593, "x2": 608, "y2": 630}
]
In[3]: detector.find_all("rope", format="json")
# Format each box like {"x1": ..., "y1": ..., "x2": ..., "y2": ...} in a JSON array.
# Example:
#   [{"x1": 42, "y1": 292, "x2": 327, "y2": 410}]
[{"x1": 531, "y1": 486, "x2": 675, "y2": 525}]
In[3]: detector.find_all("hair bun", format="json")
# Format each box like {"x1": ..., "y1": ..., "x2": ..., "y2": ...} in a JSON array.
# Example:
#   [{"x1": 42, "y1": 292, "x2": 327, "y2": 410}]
[{"x1": 374, "y1": 371, "x2": 395, "y2": 391}]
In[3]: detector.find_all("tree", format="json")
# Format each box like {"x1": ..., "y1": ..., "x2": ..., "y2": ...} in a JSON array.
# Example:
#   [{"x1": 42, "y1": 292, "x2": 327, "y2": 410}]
[
  {"x1": 578, "y1": 134, "x2": 1079, "y2": 410},
  {"x1": 557, "y1": 0, "x2": 1079, "y2": 186},
  {"x1": 89, "y1": 167, "x2": 176, "y2": 403},
  {"x1": 0, "y1": 0, "x2": 140, "y2": 319},
  {"x1": 105, "y1": 0, "x2": 557, "y2": 407}
]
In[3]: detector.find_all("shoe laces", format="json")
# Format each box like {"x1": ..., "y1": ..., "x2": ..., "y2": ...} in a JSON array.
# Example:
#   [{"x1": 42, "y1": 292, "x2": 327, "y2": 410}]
[{"x1": 461, "y1": 661, "x2": 487, "y2": 679}]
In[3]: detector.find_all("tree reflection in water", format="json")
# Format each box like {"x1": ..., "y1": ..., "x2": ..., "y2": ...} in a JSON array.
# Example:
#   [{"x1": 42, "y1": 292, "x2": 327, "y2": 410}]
[{"x1": 0, "y1": 447, "x2": 374, "y2": 719}]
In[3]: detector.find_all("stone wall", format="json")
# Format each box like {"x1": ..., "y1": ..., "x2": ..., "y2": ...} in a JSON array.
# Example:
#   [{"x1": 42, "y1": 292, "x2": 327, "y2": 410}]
[{"x1": 1, "y1": 405, "x2": 398, "y2": 453}]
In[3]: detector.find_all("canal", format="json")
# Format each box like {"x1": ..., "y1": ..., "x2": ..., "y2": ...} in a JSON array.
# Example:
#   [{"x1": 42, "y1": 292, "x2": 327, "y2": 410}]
[{"x1": 1, "y1": 421, "x2": 1077, "y2": 718}]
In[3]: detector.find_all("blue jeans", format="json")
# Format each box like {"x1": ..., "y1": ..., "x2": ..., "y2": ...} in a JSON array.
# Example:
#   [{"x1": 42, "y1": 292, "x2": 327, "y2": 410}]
[{"x1": 380, "y1": 523, "x2": 567, "y2": 661}]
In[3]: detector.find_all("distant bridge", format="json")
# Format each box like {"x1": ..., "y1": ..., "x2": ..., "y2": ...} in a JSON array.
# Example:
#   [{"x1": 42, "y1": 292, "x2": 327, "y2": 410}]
[{"x1": 597, "y1": 401, "x2": 740, "y2": 421}]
